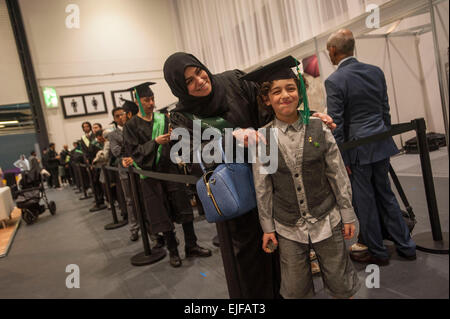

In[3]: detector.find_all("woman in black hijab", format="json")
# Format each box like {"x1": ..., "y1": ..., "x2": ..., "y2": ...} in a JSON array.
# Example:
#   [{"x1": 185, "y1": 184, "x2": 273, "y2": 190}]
[{"x1": 164, "y1": 52, "x2": 279, "y2": 299}]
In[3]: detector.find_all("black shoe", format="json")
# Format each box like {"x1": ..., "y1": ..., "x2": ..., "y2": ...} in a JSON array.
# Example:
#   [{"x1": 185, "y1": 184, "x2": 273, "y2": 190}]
[
  {"x1": 397, "y1": 250, "x2": 416, "y2": 260},
  {"x1": 169, "y1": 251, "x2": 182, "y2": 268},
  {"x1": 89, "y1": 204, "x2": 107, "y2": 212},
  {"x1": 185, "y1": 245, "x2": 212, "y2": 258},
  {"x1": 154, "y1": 235, "x2": 165, "y2": 249},
  {"x1": 130, "y1": 232, "x2": 139, "y2": 242},
  {"x1": 350, "y1": 251, "x2": 390, "y2": 266}
]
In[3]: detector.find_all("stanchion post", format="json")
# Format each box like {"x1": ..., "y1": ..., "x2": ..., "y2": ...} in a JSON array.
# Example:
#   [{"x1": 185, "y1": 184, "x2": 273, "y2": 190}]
[
  {"x1": 412, "y1": 118, "x2": 448, "y2": 254},
  {"x1": 415, "y1": 118, "x2": 442, "y2": 240},
  {"x1": 127, "y1": 166, "x2": 166, "y2": 266},
  {"x1": 102, "y1": 166, "x2": 128, "y2": 230}
]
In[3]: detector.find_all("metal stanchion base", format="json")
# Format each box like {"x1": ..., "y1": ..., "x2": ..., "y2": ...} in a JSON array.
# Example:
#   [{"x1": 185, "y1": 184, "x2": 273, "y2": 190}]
[
  {"x1": 104, "y1": 220, "x2": 128, "y2": 230},
  {"x1": 414, "y1": 232, "x2": 449, "y2": 254},
  {"x1": 130, "y1": 248, "x2": 166, "y2": 266},
  {"x1": 79, "y1": 195, "x2": 93, "y2": 200}
]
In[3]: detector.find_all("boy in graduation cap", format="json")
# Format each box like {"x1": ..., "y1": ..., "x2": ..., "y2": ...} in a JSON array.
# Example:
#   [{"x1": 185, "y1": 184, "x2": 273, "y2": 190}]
[
  {"x1": 243, "y1": 56, "x2": 361, "y2": 299},
  {"x1": 123, "y1": 82, "x2": 211, "y2": 268}
]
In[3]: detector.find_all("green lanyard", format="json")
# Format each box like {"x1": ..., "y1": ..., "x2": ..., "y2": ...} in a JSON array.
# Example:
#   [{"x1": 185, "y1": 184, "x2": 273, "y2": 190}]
[
  {"x1": 295, "y1": 58, "x2": 310, "y2": 125},
  {"x1": 182, "y1": 112, "x2": 235, "y2": 134},
  {"x1": 133, "y1": 112, "x2": 166, "y2": 179}
]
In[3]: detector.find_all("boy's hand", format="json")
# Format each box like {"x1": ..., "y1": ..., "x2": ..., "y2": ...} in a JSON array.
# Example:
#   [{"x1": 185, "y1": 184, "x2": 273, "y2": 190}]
[
  {"x1": 262, "y1": 232, "x2": 278, "y2": 253},
  {"x1": 312, "y1": 112, "x2": 337, "y2": 131},
  {"x1": 342, "y1": 223, "x2": 356, "y2": 240}
]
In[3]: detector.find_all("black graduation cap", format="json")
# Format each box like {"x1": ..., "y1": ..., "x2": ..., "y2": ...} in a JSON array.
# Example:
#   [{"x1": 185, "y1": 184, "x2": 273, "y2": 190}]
[
  {"x1": 128, "y1": 82, "x2": 156, "y2": 98},
  {"x1": 122, "y1": 100, "x2": 139, "y2": 116},
  {"x1": 240, "y1": 56, "x2": 299, "y2": 83}
]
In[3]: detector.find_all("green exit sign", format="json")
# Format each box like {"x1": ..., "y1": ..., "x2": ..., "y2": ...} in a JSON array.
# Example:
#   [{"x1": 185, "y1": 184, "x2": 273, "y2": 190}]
[{"x1": 43, "y1": 87, "x2": 58, "y2": 108}]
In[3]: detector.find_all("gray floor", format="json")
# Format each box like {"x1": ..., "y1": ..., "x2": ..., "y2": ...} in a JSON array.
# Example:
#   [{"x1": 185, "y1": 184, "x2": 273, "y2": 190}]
[{"x1": 0, "y1": 149, "x2": 448, "y2": 299}]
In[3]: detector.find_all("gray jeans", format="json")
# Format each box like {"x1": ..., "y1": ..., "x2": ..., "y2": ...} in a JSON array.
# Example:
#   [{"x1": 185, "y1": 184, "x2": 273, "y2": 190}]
[
  {"x1": 278, "y1": 223, "x2": 361, "y2": 299},
  {"x1": 120, "y1": 178, "x2": 139, "y2": 235}
]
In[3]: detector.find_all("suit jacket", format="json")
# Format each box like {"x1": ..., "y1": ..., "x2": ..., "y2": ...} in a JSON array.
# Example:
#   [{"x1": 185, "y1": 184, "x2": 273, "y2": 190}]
[{"x1": 325, "y1": 58, "x2": 399, "y2": 166}]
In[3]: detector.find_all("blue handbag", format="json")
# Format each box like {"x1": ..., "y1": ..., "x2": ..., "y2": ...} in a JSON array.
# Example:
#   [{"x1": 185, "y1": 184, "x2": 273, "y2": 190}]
[{"x1": 195, "y1": 138, "x2": 257, "y2": 223}]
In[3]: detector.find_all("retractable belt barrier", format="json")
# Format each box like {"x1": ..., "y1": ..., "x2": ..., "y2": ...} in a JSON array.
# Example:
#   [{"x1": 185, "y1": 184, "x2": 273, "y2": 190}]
[{"x1": 101, "y1": 118, "x2": 447, "y2": 254}]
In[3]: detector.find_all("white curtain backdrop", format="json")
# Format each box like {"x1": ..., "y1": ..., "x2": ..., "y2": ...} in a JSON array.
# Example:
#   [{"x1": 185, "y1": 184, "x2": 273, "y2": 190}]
[{"x1": 169, "y1": 0, "x2": 390, "y2": 73}]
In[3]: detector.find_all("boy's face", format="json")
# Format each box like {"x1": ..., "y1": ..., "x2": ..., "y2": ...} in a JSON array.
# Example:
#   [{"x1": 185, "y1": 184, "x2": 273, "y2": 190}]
[
  {"x1": 265, "y1": 79, "x2": 299, "y2": 119},
  {"x1": 136, "y1": 96, "x2": 155, "y2": 115}
]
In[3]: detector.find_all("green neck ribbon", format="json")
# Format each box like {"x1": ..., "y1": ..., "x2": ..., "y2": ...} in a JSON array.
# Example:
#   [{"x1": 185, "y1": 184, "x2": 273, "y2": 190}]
[
  {"x1": 135, "y1": 88, "x2": 146, "y2": 117},
  {"x1": 295, "y1": 58, "x2": 310, "y2": 125}
]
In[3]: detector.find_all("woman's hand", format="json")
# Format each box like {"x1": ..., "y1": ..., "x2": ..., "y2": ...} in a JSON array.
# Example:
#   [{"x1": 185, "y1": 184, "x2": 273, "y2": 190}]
[
  {"x1": 262, "y1": 232, "x2": 278, "y2": 253},
  {"x1": 232, "y1": 128, "x2": 267, "y2": 148},
  {"x1": 312, "y1": 112, "x2": 337, "y2": 131}
]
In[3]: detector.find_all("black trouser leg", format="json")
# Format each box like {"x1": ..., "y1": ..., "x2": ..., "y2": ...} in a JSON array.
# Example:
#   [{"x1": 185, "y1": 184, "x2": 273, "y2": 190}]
[
  {"x1": 164, "y1": 230, "x2": 178, "y2": 254},
  {"x1": 182, "y1": 221, "x2": 197, "y2": 249}
]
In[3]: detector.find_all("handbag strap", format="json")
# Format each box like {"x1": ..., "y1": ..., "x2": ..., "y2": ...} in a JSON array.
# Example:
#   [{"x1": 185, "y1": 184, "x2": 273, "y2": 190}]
[{"x1": 195, "y1": 136, "x2": 226, "y2": 173}]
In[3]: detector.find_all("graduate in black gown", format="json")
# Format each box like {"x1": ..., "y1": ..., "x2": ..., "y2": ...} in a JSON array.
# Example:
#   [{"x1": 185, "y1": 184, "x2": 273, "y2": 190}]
[{"x1": 123, "y1": 82, "x2": 211, "y2": 268}]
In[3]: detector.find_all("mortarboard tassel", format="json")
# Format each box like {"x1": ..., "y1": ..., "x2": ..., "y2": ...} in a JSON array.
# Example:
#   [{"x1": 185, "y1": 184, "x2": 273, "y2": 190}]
[{"x1": 295, "y1": 58, "x2": 310, "y2": 125}]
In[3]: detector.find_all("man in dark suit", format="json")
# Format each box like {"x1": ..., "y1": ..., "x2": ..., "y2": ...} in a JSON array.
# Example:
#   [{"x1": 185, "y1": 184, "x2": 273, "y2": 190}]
[{"x1": 325, "y1": 29, "x2": 416, "y2": 265}]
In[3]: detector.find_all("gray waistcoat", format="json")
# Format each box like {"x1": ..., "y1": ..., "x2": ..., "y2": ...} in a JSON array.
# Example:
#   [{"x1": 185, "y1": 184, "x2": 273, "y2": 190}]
[{"x1": 264, "y1": 119, "x2": 336, "y2": 226}]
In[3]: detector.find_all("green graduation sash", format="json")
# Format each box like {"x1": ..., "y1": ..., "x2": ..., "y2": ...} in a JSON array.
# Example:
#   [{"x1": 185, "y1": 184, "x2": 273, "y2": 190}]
[{"x1": 133, "y1": 112, "x2": 166, "y2": 179}]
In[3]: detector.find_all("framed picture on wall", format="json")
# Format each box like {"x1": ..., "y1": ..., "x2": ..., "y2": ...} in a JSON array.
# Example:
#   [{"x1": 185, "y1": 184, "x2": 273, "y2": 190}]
[
  {"x1": 61, "y1": 95, "x2": 86, "y2": 119},
  {"x1": 83, "y1": 92, "x2": 107, "y2": 116},
  {"x1": 111, "y1": 90, "x2": 133, "y2": 107}
]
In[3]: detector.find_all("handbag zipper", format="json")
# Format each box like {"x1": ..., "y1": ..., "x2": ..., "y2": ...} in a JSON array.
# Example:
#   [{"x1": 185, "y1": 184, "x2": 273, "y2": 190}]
[{"x1": 203, "y1": 172, "x2": 223, "y2": 217}]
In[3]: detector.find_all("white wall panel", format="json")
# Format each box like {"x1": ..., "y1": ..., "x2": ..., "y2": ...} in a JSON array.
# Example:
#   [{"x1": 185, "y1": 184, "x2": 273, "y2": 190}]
[
  {"x1": 18, "y1": 0, "x2": 178, "y2": 149},
  {"x1": 0, "y1": 0, "x2": 28, "y2": 105}
]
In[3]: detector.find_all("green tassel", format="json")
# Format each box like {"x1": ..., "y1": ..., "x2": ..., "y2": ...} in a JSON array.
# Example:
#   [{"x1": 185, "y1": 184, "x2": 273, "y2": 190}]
[
  {"x1": 135, "y1": 88, "x2": 146, "y2": 117},
  {"x1": 295, "y1": 58, "x2": 310, "y2": 125}
]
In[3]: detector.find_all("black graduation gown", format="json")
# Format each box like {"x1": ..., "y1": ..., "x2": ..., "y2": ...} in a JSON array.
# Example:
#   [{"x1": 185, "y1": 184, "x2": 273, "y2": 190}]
[
  {"x1": 169, "y1": 70, "x2": 280, "y2": 299},
  {"x1": 123, "y1": 115, "x2": 193, "y2": 235}
]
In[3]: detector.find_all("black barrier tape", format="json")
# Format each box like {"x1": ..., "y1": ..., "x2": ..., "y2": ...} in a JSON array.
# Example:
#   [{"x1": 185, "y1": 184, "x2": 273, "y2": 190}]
[
  {"x1": 101, "y1": 120, "x2": 420, "y2": 185},
  {"x1": 338, "y1": 121, "x2": 416, "y2": 152}
]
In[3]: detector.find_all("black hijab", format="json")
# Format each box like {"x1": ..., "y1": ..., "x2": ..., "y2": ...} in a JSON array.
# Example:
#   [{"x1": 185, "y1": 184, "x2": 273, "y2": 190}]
[{"x1": 163, "y1": 52, "x2": 228, "y2": 118}]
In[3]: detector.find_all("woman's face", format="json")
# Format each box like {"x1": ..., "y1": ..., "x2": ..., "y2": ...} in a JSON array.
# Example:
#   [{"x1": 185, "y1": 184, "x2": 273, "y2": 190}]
[
  {"x1": 184, "y1": 66, "x2": 212, "y2": 97},
  {"x1": 265, "y1": 79, "x2": 299, "y2": 118}
]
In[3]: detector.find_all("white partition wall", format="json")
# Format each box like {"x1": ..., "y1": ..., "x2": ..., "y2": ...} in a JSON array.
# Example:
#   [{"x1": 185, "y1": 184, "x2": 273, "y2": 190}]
[
  {"x1": 0, "y1": 0, "x2": 28, "y2": 105},
  {"x1": 17, "y1": 0, "x2": 179, "y2": 149}
]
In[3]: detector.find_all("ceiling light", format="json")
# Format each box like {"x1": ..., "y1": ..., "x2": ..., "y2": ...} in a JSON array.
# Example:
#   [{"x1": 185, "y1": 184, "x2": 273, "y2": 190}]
[{"x1": 0, "y1": 120, "x2": 19, "y2": 125}]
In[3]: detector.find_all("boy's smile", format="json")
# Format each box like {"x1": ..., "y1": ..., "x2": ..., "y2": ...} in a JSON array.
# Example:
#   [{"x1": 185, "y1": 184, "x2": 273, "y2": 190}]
[{"x1": 265, "y1": 79, "x2": 300, "y2": 123}]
